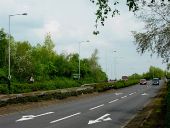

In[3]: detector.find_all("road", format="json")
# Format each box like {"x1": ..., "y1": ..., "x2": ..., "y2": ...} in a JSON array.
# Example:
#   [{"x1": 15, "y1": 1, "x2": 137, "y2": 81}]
[{"x1": 0, "y1": 81, "x2": 163, "y2": 128}]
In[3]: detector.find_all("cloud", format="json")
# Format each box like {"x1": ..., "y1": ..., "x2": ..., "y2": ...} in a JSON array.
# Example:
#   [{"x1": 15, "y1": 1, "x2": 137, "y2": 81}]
[{"x1": 32, "y1": 20, "x2": 61, "y2": 41}]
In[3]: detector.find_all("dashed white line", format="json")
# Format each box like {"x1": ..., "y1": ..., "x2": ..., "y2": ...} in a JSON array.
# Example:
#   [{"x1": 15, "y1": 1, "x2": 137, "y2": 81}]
[
  {"x1": 109, "y1": 99, "x2": 119, "y2": 104},
  {"x1": 16, "y1": 112, "x2": 54, "y2": 122},
  {"x1": 121, "y1": 96, "x2": 127, "y2": 99},
  {"x1": 89, "y1": 104, "x2": 104, "y2": 110},
  {"x1": 50, "y1": 112, "x2": 81, "y2": 123},
  {"x1": 129, "y1": 93, "x2": 134, "y2": 96}
]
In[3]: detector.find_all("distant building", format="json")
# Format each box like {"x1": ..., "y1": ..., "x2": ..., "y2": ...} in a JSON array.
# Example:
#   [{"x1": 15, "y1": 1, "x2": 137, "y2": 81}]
[{"x1": 122, "y1": 76, "x2": 128, "y2": 81}]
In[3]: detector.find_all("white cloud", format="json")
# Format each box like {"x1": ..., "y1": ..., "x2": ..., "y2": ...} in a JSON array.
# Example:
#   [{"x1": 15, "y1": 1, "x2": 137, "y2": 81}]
[{"x1": 33, "y1": 20, "x2": 61, "y2": 41}]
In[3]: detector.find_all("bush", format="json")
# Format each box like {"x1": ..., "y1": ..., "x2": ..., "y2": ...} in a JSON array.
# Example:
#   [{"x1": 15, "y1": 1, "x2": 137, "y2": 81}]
[
  {"x1": 166, "y1": 81, "x2": 170, "y2": 128},
  {"x1": 0, "y1": 87, "x2": 95, "y2": 107},
  {"x1": 0, "y1": 78, "x2": 81, "y2": 94},
  {"x1": 0, "y1": 84, "x2": 8, "y2": 94}
]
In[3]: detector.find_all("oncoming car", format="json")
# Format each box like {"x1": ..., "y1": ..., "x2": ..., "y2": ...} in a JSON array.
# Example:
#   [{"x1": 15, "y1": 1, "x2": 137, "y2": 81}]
[
  {"x1": 152, "y1": 78, "x2": 159, "y2": 85},
  {"x1": 140, "y1": 79, "x2": 147, "y2": 85}
]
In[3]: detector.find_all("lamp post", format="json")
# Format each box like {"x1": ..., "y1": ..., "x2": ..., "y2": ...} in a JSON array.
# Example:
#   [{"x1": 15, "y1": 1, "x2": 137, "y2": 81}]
[
  {"x1": 113, "y1": 50, "x2": 117, "y2": 80},
  {"x1": 8, "y1": 13, "x2": 27, "y2": 80},
  {"x1": 78, "y1": 40, "x2": 89, "y2": 80}
]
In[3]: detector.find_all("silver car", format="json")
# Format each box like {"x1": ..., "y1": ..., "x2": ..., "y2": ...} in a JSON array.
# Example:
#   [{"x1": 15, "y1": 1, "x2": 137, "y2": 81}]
[{"x1": 152, "y1": 78, "x2": 159, "y2": 85}]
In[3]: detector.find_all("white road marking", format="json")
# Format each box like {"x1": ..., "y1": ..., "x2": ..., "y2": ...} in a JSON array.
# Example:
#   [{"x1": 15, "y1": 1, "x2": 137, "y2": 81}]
[
  {"x1": 88, "y1": 114, "x2": 112, "y2": 125},
  {"x1": 89, "y1": 104, "x2": 104, "y2": 110},
  {"x1": 121, "y1": 96, "x2": 127, "y2": 99},
  {"x1": 129, "y1": 93, "x2": 134, "y2": 95},
  {"x1": 115, "y1": 92, "x2": 123, "y2": 96},
  {"x1": 109, "y1": 99, "x2": 119, "y2": 104},
  {"x1": 50, "y1": 112, "x2": 81, "y2": 124},
  {"x1": 141, "y1": 93, "x2": 148, "y2": 96},
  {"x1": 16, "y1": 112, "x2": 54, "y2": 122}
]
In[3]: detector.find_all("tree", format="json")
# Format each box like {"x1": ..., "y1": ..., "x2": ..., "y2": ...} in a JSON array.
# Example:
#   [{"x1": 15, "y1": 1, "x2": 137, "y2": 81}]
[
  {"x1": 30, "y1": 33, "x2": 57, "y2": 81},
  {"x1": 44, "y1": 32, "x2": 55, "y2": 51},
  {"x1": 12, "y1": 41, "x2": 33, "y2": 82},
  {"x1": 142, "y1": 66, "x2": 165, "y2": 79},
  {"x1": 91, "y1": 0, "x2": 170, "y2": 35},
  {"x1": 89, "y1": 49, "x2": 100, "y2": 72},
  {"x1": 133, "y1": 2, "x2": 170, "y2": 63},
  {"x1": 91, "y1": 0, "x2": 170, "y2": 66},
  {"x1": 0, "y1": 29, "x2": 8, "y2": 68},
  {"x1": 89, "y1": 49, "x2": 107, "y2": 82}
]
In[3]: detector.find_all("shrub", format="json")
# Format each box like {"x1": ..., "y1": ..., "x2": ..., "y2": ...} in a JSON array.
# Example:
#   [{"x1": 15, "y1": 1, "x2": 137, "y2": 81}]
[
  {"x1": 166, "y1": 81, "x2": 170, "y2": 128},
  {"x1": 0, "y1": 78, "x2": 81, "y2": 94},
  {"x1": 0, "y1": 84, "x2": 8, "y2": 94}
]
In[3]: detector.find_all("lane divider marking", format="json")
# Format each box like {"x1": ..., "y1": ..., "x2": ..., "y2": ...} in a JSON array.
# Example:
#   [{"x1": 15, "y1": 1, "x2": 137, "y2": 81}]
[
  {"x1": 89, "y1": 104, "x2": 104, "y2": 110},
  {"x1": 16, "y1": 112, "x2": 54, "y2": 122},
  {"x1": 109, "y1": 99, "x2": 119, "y2": 104},
  {"x1": 121, "y1": 96, "x2": 127, "y2": 99},
  {"x1": 129, "y1": 93, "x2": 134, "y2": 96},
  {"x1": 50, "y1": 112, "x2": 81, "y2": 123}
]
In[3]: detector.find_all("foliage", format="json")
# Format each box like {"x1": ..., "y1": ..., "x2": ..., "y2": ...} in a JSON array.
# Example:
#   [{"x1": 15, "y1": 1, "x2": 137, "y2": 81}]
[
  {"x1": 142, "y1": 66, "x2": 165, "y2": 79},
  {"x1": 133, "y1": 2, "x2": 170, "y2": 63},
  {"x1": 0, "y1": 78, "x2": 80, "y2": 94},
  {"x1": 90, "y1": 0, "x2": 170, "y2": 35},
  {"x1": 0, "y1": 87, "x2": 94, "y2": 107},
  {"x1": 166, "y1": 81, "x2": 170, "y2": 127},
  {"x1": 91, "y1": 0, "x2": 170, "y2": 68},
  {"x1": 0, "y1": 29, "x2": 107, "y2": 85},
  {"x1": 92, "y1": 79, "x2": 139, "y2": 92},
  {"x1": 0, "y1": 79, "x2": 139, "y2": 106},
  {"x1": 0, "y1": 28, "x2": 8, "y2": 68}
]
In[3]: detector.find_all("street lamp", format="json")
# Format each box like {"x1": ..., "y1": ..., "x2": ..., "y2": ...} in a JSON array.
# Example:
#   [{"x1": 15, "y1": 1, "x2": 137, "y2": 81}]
[
  {"x1": 8, "y1": 13, "x2": 28, "y2": 80},
  {"x1": 78, "y1": 40, "x2": 90, "y2": 80},
  {"x1": 113, "y1": 50, "x2": 117, "y2": 80}
]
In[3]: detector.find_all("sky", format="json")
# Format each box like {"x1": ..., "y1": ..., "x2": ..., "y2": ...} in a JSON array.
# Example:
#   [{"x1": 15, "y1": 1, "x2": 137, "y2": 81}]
[{"x1": 0, "y1": 0, "x2": 167, "y2": 79}]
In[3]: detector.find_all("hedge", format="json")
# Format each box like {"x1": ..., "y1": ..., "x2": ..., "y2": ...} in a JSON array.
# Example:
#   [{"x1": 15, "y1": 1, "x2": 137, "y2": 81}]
[
  {"x1": 166, "y1": 81, "x2": 170, "y2": 128},
  {"x1": 0, "y1": 78, "x2": 80, "y2": 94},
  {"x1": 91, "y1": 79, "x2": 139, "y2": 92},
  {"x1": 0, "y1": 87, "x2": 94, "y2": 107},
  {"x1": 0, "y1": 79, "x2": 140, "y2": 107}
]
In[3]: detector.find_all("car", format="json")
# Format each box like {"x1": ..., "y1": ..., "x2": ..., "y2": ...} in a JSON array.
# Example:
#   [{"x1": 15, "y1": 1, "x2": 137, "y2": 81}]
[
  {"x1": 152, "y1": 78, "x2": 159, "y2": 85},
  {"x1": 140, "y1": 79, "x2": 147, "y2": 85}
]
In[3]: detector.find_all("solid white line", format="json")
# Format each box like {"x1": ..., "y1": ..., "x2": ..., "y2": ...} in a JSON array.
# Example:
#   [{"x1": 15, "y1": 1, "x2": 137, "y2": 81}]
[
  {"x1": 50, "y1": 112, "x2": 81, "y2": 123},
  {"x1": 109, "y1": 99, "x2": 119, "y2": 104},
  {"x1": 89, "y1": 104, "x2": 104, "y2": 110},
  {"x1": 129, "y1": 93, "x2": 134, "y2": 95},
  {"x1": 121, "y1": 96, "x2": 127, "y2": 99}
]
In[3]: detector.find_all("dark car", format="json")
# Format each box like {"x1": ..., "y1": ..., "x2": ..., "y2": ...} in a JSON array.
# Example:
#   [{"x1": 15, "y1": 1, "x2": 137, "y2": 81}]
[
  {"x1": 140, "y1": 79, "x2": 147, "y2": 85},
  {"x1": 152, "y1": 78, "x2": 159, "y2": 85}
]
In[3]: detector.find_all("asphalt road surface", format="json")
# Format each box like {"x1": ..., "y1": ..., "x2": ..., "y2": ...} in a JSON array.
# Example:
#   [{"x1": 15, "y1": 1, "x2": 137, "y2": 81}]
[{"x1": 0, "y1": 80, "x2": 163, "y2": 128}]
